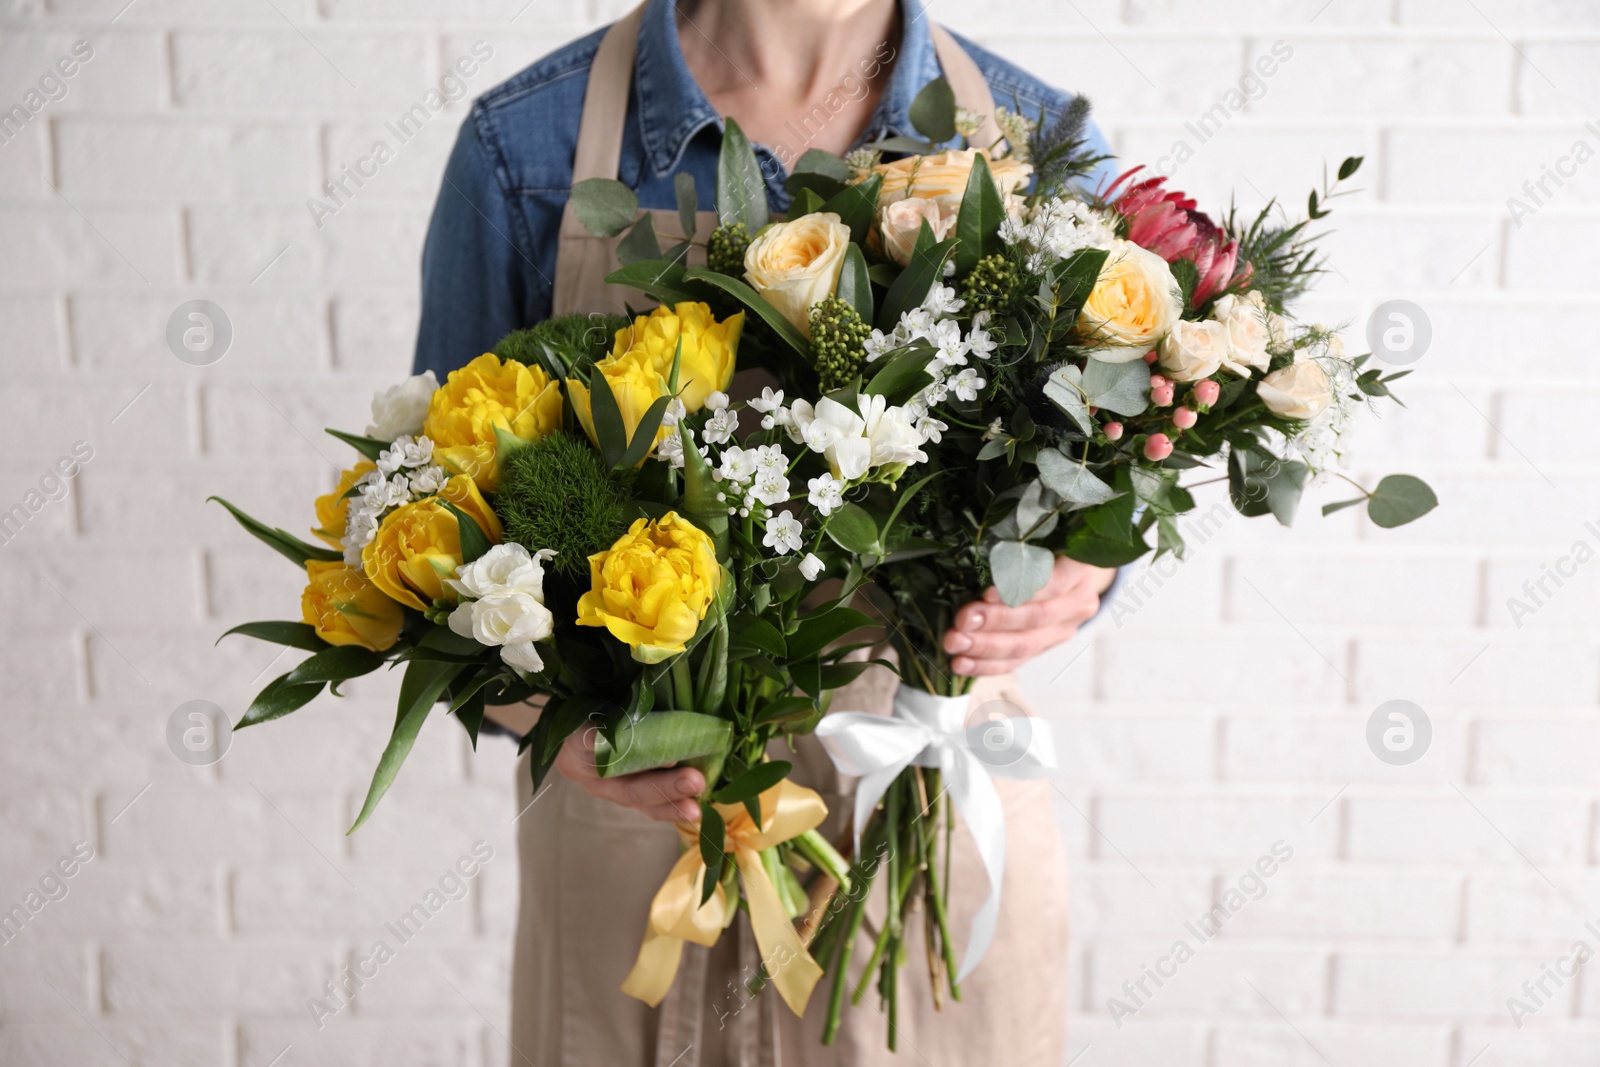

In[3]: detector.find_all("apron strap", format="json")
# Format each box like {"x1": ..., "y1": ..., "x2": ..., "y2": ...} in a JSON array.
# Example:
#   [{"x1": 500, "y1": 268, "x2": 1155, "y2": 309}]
[
  {"x1": 572, "y1": 1, "x2": 648, "y2": 186},
  {"x1": 928, "y1": 21, "x2": 1005, "y2": 151}
]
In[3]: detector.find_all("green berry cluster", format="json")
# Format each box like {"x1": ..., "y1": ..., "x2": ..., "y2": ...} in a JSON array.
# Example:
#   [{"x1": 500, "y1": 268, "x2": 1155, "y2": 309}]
[
  {"x1": 961, "y1": 253, "x2": 1020, "y2": 317},
  {"x1": 707, "y1": 221, "x2": 751, "y2": 277},
  {"x1": 809, "y1": 297, "x2": 874, "y2": 392}
]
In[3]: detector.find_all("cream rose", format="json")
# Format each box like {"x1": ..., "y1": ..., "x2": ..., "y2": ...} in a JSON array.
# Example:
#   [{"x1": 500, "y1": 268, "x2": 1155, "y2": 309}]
[
  {"x1": 1078, "y1": 239, "x2": 1184, "y2": 363},
  {"x1": 867, "y1": 148, "x2": 1032, "y2": 210},
  {"x1": 743, "y1": 211, "x2": 850, "y2": 336},
  {"x1": 1257, "y1": 358, "x2": 1333, "y2": 420},
  {"x1": 1158, "y1": 319, "x2": 1229, "y2": 382},
  {"x1": 1211, "y1": 291, "x2": 1273, "y2": 376},
  {"x1": 878, "y1": 197, "x2": 956, "y2": 267}
]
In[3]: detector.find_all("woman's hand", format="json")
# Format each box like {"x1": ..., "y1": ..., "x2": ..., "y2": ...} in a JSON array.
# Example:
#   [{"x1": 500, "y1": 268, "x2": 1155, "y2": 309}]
[
  {"x1": 940, "y1": 558, "x2": 1117, "y2": 676},
  {"x1": 554, "y1": 727, "x2": 704, "y2": 823}
]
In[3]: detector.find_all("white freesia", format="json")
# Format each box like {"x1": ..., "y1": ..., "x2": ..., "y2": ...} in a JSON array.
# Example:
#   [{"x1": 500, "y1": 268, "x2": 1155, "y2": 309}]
[
  {"x1": 367, "y1": 371, "x2": 438, "y2": 441},
  {"x1": 499, "y1": 640, "x2": 546, "y2": 673},
  {"x1": 1157, "y1": 319, "x2": 1230, "y2": 383},
  {"x1": 446, "y1": 543, "x2": 554, "y2": 600},
  {"x1": 1258, "y1": 356, "x2": 1333, "y2": 420},
  {"x1": 448, "y1": 590, "x2": 555, "y2": 649},
  {"x1": 1211, "y1": 291, "x2": 1273, "y2": 376}
]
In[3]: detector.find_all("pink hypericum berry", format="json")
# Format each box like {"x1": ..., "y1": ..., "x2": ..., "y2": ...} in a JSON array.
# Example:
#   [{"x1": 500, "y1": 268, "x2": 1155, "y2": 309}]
[
  {"x1": 1194, "y1": 380, "x2": 1221, "y2": 406},
  {"x1": 1151, "y1": 383, "x2": 1175, "y2": 407},
  {"x1": 1143, "y1": 433, "x2": 1173, "y2": 461},
  {"x1": 1088, "y1": 405, "x2": 1099, "y2": 416},
  {"x1": 1148, "y1": 373, "x2": 1171, "y2": 390},
  {"x1": 1103, "y1": 421, "x2": 1124, "y2": 441},
  {"x1": 1172, "y1": 406, "x2": 1198, "y2": 429},
  {"x1": 1142, "y1": 349, "x2": 1159, "y2": 364}
]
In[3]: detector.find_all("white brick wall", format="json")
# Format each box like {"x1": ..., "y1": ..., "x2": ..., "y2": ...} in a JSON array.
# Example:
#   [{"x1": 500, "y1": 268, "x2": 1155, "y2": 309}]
[{"x1": 0, "y1": 2, "x2": 1596, "y2": 1065}]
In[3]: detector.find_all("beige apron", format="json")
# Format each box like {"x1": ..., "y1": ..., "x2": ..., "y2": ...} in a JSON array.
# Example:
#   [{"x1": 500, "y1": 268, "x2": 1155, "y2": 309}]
[{"x1": 510, "y1": 6, "x2": 1070, "y2": 1065}]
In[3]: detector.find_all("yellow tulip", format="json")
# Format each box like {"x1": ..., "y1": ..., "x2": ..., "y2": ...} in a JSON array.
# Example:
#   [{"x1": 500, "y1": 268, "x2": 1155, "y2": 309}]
[
  {"x1": 422, "y1": 353, "x2": 562, "y2": 491},
  {"x1": 568, "y1": 347, "x2": 670, "y2": 461},
  {"x1": 301, "y1": 560, "x2": 405, "y2": 652},
  {"x1": 311, "y1": 460, "x2": 376, "y2": 548},
  {"x1": 576, "y1": 511, "x2": 721, "y2": 663},
  {"x1": 608, "y1": 302, "x2": 741, "y2": 412},
  {"x1": 362, "y1": 475, "x2": 503, "y2": 611}
]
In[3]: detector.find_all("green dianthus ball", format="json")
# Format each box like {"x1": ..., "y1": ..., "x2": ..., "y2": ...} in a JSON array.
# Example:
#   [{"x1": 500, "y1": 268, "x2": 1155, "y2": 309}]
[
  {"x1": 495, "y1": 432, "x2": 632, "y2": 580},
  {"x1": 494, "y1": 312, "x2": 630, "y2": 376}
]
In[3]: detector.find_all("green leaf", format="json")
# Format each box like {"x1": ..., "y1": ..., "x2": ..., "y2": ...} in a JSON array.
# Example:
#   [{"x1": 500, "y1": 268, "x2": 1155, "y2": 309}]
[
  {"x1": 585, "y1": 368, "x2": 629, "y2": 468},
  {"x1": 439, "y1": 499, "x2": 492, "y2": 564},
  {"x1": 785, "y1": 170, "x2": 847, "y2": 203},
  {"x1": 1321, "y1": 496, "x2": 1366, "y2": 517},
  {"x1": 1228, "y1": 449, "x2": 1308, "y2": 526},
  {"x1": 1338, "y1": 155, "x2": 1364, "y2": 181},
  {"x1": 594, "y1": 711, "x2": 734, "y2": 778},
  {"x1": 711, "y1": 760, "x2": 792, "y2": 805},
  {"x1": 837, "y1": 243, "x2": 873, "y2": 323},
  {"x1": 876, "y1": 236, "x2": 956, "y2": 332},
  {"x1": 1081, "y1": 358, "x2": 1151, "y2": 416},
  {"x1": 1366, "y1": 474, "x2": 1438, "y2": 528},
  {"x1": 795, "y1": 148, "x2": 851, "y2": 181},
  {"x1": 729, "y1": 613, "x2": 786, "y2": 658},
  {"x1": 990, "y1": 540, "x2": 1054, "y2": 607},
  {"x1": 616, "y1": 212, "x2": 662, "y2": 266},
  {"x1": 820, "y1": 174, "x2": 882, "y2": 245},
  {"x1": 818, "y1": 661, "x2": 871, "y2": 689},
  {"x1": 454, "y1": 685, "x2": 487, "y2": 749},
  {"x1": 678, "y1": 423, "x2": 730, "y2": 549},
  {"x1": 1052, "y1": 247, "x2": 1109, "y2": 311},
  {"x1": 753, "y1": 695, "x2": 817, "y2": 726},
  {"x1": 786, "y1": 607, "x2": 874, "y2": 662},
  {"x1": 348, "y1": 659, "x2": 467, "y2": 834},
  {"x1": 209, "y1": 496, "x2": 341, "y2": 567},
  {"x1": 604, "y1": 258, "x2": 707, "y2": 306},
  {"x1": 325, "y1": 428, "x2": 390, "y2": 462},
  {"x1": 699, "y1": 804, "x2": 726, "y2": 906},
  {"x1": 237, "y1": 671, "x2": 325, "y2": 729},
  {"x1": 1035, "y1": 450, "x2": 1118, "y2": 506},
  {"x1": 862, "y1": 344, "x2": 937, "y2": 406},
  {"x1": 680, "y1": 266, "x2": 811, "y2": 357},
  {"x1": 674, "y1": 171, "x2": 698, "y2": 243},
  {"x1": 1041, "y1": 366, "x2": 1094, "y2": 436},
  {"x1": 717, "y1": 116, "x2": 769, "y2": 232},
  {"x1": 825, "y1": 503, "x2": 880, "y2": 555},
  {"x1": 908, "y1": 77, "x2": 957, "y2": 143},
  {"x1": 571, "y1": 177, "x2": 639, "y2": 237},
  {"x1": 792, "y1": 187, "x2": 827, "y2": 216},
  {"x1": 614, "y1": 393, "x2": 674, "y2": 470},
  {"x1": 953, "y1": 151, "x2": 1004, "y2": 274},
  {"x1": 284, "y1": 644, "x2": 387, "y2": 687},
  {"x1": 219, "y1": 621, "x2": 325, "y2": 651}
]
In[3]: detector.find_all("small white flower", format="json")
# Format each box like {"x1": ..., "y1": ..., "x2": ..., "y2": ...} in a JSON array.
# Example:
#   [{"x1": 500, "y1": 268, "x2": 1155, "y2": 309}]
[
  {"x1": 915, "y1": 415, "x2": 948, "y2": 443},
  {"x1": 808, "y1": 473, "x2": 845, "y2": 516},
  {"x1": 407, "y1": 464, "x2": 449, "y2": 496},
  {"x1": 929, "y1": 318, "x2": 969, "y2": 367},
  {"x1": 367, "y1": 371, "x2": 437, "y2": 441},
  {"x1": 799, "y1": 553, "x2": 826, "y2": 581},
  {"x1": 942, "y1": 259, "x2": 956, "y2": 277},
  {"x1": 660, "y1": 397, "x2": 688, "y2": 429},
  {"x1": 967, "y1": 323, "x2": 998, "y2": 359},
  {"x1": 751, "y1": 471, "x2": 790, "y2": 508},
  {"x1": 717, "y1": 446, "x2": 757, "y2": 484},
  {"x1": 763, "y1": 512, "x2": 804, "y2": 555},
  {"x1": 923, "y1": 284, "x2": 965, "y2": 317},
  {"x1": 657, "y1": 431, "x2": 685, "y2": 469},
  {"x1": 898, "y1": 307, "x2": 935, "y2": 340},
  {"x1": 753, "y1": 443, "x2": 786, "y2": 475},
  {"x1": 982, "y1": 417, "x2": 1006, "y2": 441},
  {"x1": 863, "y1": 329, "x2": 898, "y2": 362},
  {"x1": 703, "y1": 404, "x2": 740, "y2": 445},
  {"x1": 705, "y1": 390, "x2": 730, "y2": 412},
  {"x1": 747, "y1": 387, "x2": 790, "y2": 429},
  {"x1": 949, "y1": 367, "x2": 986, "y2": 402}
]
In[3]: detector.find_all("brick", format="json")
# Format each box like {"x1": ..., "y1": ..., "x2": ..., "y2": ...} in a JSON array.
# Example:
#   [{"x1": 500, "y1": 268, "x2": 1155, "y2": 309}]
[
  {"x1": 0, "y1": 205, "x2": 180, "y2": 287},
  {"x1": 1222, "y1": 867, "x2": 1461, "y2": 941},
  {"x1": 1486, "y1": 553, "x2": 1600, "y2": 632},
  {"x1": 1088, "y1": 945, "x2": 1325, "y2": 1016},
  {"x1": 323, "y1": 113, "x2": 459, "y2": 204},
  {"x1": 974, "y1": 36, "x2": 1246, "y2": 119},
  {"x1": 0, "y1": 548, "x2": 199, "y2": 627},
  {"x1": 1245, "y1": 38, "x2": 1513, "y2": 118},
  {"x1": 199, "y1": 379, "x2": 385, "y2": 463},
  {"x1": 1337, "y1": 382, "x2": 1495, "y2": 465},
  {"x1": 1053, "y1": 714, "x2": 1216, "y2": 782},
  {"x1": 0, "y1": 1023, "x2": 222, "y2": 1067},
  {"x1": 1210, "y1": 1023, "x2": 1450, "y2": 1067},
  {"x1": 1497, "y1": 386, "x2": 1600, "y2": 469},
  {"x1": 1095, "y1": 793, "x2": 1336, "y2": 861},
  {"x1": 344, "y1": 789, "x2": 512, "y2": 865},
  {"x1": 0, "y1": 790, "x2": 88, "y2": 862},
  {"x1": 1099, "y1": 541, "x2": 1227, "y2": 633},
  {"x1": 931, "y1": 0, "x2": 1124, "y2": 35},
  {"x1": 0, "y1": 296, "x2": 63, "y2": 374},
  {"x1": 0, "y1": 946, "x2": 92, "y2": 1021},
  {"x1": 1455, "y1": 1027, "x2": 1600, "y2": 1065},
  {"x1": 0, "y1": 631, "x2": 81, "y2": 705},
  {"x1": 80, "y1": 458, "x2": 327, "y2": 547},
  {"x1": 1353, "y1": 637, "x2": 1599, "y2": 707},
  {"x1": 0, "y1": 712, "x2": 202, "y2": 788},
  {"x1": 1464, "y1": 876, "x2": 1600, "y2": 943},
  {"x1": 1101, "y1": 629, "x2": 1349, "y2": 704},
  {"x1": 0, "y1": 380, "x2": 191, "y2": 460},
  {"x1": 0, "y1": 463, "x2": 79, "y2": 546},
  {"x1": 1418, "y1": 296, "x2": 1600, "y2": 378},
  {"x1": 324, "y1": 0, "x2": 578, "y2": 20},
  {"x1": 84, "y1": 624, "x2": 303, "y2": 707},
  {"x1": 1316, "y1": 212, "x2": 1500, "y2": 292},
  {"x1": 218, "y1": 701, "x2": 464, "y2": 792},
  {"x1": 0, "y1": 31, "x2": 165, "y2": 113},
  {"x1": 1334, "y1": 951, "x2": 1560, "y2": 1020},
  {"x1": 1474, "y1": 720, "x2": 1600, "y2": 785},
  {"x1": 1387, "y1": 125, "x2": 1600, "y2": 208},
  {"x1": 57, "y1": 119, "x2": 315, "y2": 201},
  {"x1": 1228, "y1": 551, "x2": 1479, "y2": 627},
  {"x1": 1368, "y1": 472, "x2": 1600, "y2": 549},
  {"x1": 1518, "y1": 44, "x2": 1600, "y2": 118},
  {"x1": 1345, "y1": 795, "x2": 1590, "y2": 865},
  {"x1": 1222, "y1": 715, "x2": 1470, "y2": 784},
  {"x1": 100, "y1": 786, "x2": 347, "y2": 863},
  {"x1": 171, "y1": 31, "x2": 434, "y2": 113},
  {"x1": 186, "y1": 205, "x2": 429, "y2": 287},
  {"x1": 340, "y1": 945, "x2": 509, "y2": 1018},
  {"x1": 1068, "y1": 865, "x2": 1215, "y2": 938},
  {"x1": 238, "y1": 1021, "x2": 480, "y2": 1067},
  {"x1": 232, "y1": 864, "x2": 479, "y2": 937},
  {"x1": 103, "y1": 945, "x2": 342, "y2": 1016},
  {"x1": 1, "y1": 863, "x2": 218, "y2": 935},
  {"x1": 1062, "y1": 1020, "x2": 1207, "y2": 1066},
  {"x1": 1507, "y1": 214, "x2": 1600, "y2": 290},
  {"x1": 48, "y1": 0, "x2": 315, "y2": 18},
  {"x1": 330, "y1": 293, "x2": 420, "y2": 373},
  {"x1": 1401, "y1": 0, "x2": 1600, "y2": 24},
  {"x1": 1128, "y1": 0, "x2": 1393, "y2": 22},
  {"x1": 0, "y1": 119, "x2": 46, "y2": 197}
]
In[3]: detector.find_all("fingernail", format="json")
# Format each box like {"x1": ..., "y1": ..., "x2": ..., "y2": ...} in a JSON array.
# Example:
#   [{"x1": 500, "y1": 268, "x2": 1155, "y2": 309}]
[
  {"x1": 677, "y1": 772, "x2": 701, "y2": 797},
  {"x1": 962, "y1": 611, "x2": 984, "y2": 631},
  {"x1": 945, "y1": 631, "x2": 972, "y2": 653},
  {"x1": 951, "y1": 657, "x2": 973, "y2": 674}
]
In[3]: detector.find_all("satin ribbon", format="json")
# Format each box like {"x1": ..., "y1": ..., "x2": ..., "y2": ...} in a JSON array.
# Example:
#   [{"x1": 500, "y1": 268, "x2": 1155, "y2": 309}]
[
  {"x1": 622, "y1": 779, "x2": 828, "y2": 1016},
  {"x1": 815, "y1": 685, "x2": 1057, "y2": 980}
]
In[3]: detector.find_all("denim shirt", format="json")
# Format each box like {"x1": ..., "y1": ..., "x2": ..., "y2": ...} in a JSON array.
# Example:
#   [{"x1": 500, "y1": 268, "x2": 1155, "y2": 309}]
[{"x1": 412, "y1": 0, "x2": 1115, "y2": 378}]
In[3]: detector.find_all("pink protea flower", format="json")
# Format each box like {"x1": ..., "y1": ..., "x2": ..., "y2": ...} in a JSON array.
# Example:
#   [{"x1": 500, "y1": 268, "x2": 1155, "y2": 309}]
[{"x1": 1104, "y1": 166, "x2": 1252, "y2": 306}]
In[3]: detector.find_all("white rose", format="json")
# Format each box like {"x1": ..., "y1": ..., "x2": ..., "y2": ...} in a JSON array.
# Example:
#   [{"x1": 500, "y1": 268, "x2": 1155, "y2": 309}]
[
  {"x1": 446, "y1": 543, "x2": 554, "y2": 600},
  {"x1": 877, "y1": 197, "x2": 955, "y2": 267},
  {"x1": 1078, "y1": 239, "x2": 1184, "y2": 363},
  {"x1": 500, "y1": 641, "x2": 546, "y2": 674},
  {"x1": 1257, "y1": 358, "x2": 1333, "y2": 420},
  {"x1": 448, "y1": 591, "x2": 554, "y2": 648},
  {"x1": 744, "y1": 212, "x2": 851, "y2": 336},
  {"x1": 1157, "y1": 319, "x2": 1229, "y2": 383},
  {"x1": 367, "y1": 371, "x2": 438, "y2": 441},
  {"x1": 1211, "y1": 291, "x2": 1273, "y2": 376}
]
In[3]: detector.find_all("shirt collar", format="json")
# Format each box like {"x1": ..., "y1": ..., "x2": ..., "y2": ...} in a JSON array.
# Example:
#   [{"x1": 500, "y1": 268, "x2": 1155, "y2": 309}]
[{"x1": 632, "y1": 0, "x2": 946, "y2": 178}]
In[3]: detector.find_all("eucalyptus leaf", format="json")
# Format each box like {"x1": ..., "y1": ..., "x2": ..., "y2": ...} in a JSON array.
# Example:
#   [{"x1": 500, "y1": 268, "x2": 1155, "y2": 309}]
[
  {"x1": 571, "y1": 177, "x2": 638, "y2": 237},
  {"x1": 794, "y1": 148, "x2": 851, "y2": 181},
  {"x1": 616, "y1": 213, "x2": 662, "y2": 266},
  {"x1": 990, "y1": 540, "x2": 1055, "y2": 607},
  {"x1": 909, "y1": 77, "x2": 957, "y2": 143},
  {"x1": 1080, "y1": 358, "x2": 1151, "y2": 416},
  {"x1": 1041, "y1": 366, "x2": 1094, "y2": 436},
  {"x1": 674, "y1": 171, "x2": 697, "y2": 243},
  {"x1": 1036, "y1": 449, "x2": 1118, "y2": 506},
  {"x1": 1366, "y1": 474, "x2": 1437, "y2": 528}
]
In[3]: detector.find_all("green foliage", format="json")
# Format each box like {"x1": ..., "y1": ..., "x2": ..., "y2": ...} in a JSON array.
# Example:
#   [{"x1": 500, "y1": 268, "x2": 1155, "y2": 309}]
[
  {"x1": 809, "y1": 297, "x2": 874, "y2": 392},
  {"x1": 496, "y1": 431, "x2": 632, "y2": 580},
  {"x1": 494, "y1": 312, "x2": 627, "y2": 376}
]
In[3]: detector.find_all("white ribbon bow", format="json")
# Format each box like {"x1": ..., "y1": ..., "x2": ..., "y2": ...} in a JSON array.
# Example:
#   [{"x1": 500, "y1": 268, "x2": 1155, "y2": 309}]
[{"x1": 815, "y1": 685, "x2": 1057, "y2": 980}]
